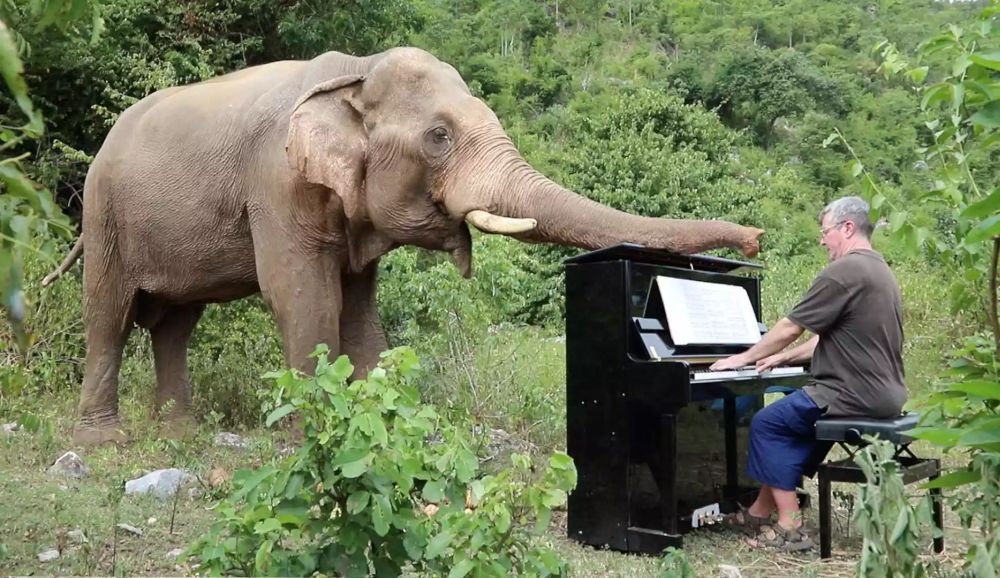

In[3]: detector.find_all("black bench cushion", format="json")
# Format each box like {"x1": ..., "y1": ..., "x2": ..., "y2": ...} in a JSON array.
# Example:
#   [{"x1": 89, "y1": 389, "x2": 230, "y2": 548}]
[{"x1": 815, "y1": 412, "x2": 919, "y2": 444}]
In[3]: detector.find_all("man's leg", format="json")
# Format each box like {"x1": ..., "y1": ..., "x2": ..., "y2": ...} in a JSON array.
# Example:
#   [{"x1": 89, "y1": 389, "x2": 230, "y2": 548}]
[
  {"x1": 748, "y1": 484, "x2": 776, "y2": 518},
  {"x1": 772, "y1": 487, "x2": 803, "y2": 530}
]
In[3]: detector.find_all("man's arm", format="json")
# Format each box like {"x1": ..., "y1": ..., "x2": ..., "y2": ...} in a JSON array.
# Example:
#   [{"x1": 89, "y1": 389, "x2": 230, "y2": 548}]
[
  {"x1": 755, "y1": 334, "x2": 818, "y2": 372},
  {"x1": 708, "y1": 317, "x2": 805, "y2": 371}
]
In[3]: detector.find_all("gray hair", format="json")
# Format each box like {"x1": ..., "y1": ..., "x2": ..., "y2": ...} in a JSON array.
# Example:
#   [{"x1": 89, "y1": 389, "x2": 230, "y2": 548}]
[{"x1": 819, "y1": 196, "x2": 873, "y2": 238}]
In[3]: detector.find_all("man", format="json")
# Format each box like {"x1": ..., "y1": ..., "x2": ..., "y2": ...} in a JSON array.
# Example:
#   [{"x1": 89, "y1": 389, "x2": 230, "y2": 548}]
[{"x1": 709, "y1": 195, "x2": 907, "y2": 550}]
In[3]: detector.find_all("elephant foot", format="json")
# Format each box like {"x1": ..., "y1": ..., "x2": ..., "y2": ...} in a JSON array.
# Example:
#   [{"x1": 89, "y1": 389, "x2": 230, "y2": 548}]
[
  {"x1": 158, "y1": 414, "x2": 197, "y2": 441},
  {"x1": 72, "y1": 421, "x2": 130, "y2": 446}
]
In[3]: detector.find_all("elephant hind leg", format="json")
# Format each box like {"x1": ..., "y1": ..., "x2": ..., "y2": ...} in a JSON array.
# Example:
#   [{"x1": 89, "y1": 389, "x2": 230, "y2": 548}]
[
  {"x1": 148, "y1": 302, "x2": 204, "y2": 439},
  {"x1": 73, "y1": 282, "x2": 137, "y2": 446}
]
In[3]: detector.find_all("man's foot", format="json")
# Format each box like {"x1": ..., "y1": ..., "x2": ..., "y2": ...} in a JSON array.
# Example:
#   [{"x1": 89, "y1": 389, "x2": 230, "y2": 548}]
[
  {"x1": 748, "y1": 523, "x2": 815, "y2": 552},
  {"x1": 726, "y1": 505, "x2": 772, "y2": 536}
]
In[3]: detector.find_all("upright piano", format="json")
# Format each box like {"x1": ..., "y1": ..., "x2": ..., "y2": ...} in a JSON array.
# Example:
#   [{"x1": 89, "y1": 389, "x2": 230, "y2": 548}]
[{"x1": 565, "y1": 243, "x2": 809, "y2": 555}]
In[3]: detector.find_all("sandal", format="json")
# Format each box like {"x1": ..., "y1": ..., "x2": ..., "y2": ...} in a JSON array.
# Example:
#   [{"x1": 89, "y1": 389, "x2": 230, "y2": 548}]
[
  {"x1": 752, "y1": 523, "x2": 815, "y2": 553},
  {"x1": 725, "y1": 505, "x2": 772, "y2": 536}
]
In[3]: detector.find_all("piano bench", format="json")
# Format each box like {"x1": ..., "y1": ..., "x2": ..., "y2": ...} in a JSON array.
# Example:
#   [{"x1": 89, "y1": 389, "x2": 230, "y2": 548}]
[{"x1": 814, "y1": 412, "x2": 944, "y2": 559}]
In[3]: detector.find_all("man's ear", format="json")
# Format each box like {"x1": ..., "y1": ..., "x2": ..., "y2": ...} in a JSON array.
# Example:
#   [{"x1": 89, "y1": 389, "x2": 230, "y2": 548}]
[{"x1": 286, "y1": 74, "x2": 367, "y2": 220}]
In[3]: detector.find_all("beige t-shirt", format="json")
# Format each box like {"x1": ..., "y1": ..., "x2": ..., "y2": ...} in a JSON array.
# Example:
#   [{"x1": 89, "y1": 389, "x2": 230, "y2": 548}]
[{"x1": 787, "y1": 249, "x2": 907, "y2": 418}]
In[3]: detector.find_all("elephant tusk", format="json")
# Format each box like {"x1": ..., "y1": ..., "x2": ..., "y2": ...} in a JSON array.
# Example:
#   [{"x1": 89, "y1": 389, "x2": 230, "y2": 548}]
[{"x1": 465, "y1": 210, "x2": 537, "y2": 235}]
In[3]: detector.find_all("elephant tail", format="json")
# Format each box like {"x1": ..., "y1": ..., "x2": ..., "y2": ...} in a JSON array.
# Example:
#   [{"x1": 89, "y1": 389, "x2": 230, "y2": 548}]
[{"x1": 42, "y1": 237, "x2": 83, "y2": 287}]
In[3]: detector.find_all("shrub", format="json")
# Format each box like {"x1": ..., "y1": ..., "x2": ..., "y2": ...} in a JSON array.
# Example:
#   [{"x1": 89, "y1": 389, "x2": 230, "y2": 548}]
[{"x1": 188, "y1": 345, "x2": 576, "y2": 577}]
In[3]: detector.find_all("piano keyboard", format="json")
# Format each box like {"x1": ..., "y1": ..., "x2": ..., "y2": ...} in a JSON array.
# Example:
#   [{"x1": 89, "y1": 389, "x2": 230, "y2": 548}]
[{"x1": 690, "y1": 366, "x2": 806, "y2": 381}]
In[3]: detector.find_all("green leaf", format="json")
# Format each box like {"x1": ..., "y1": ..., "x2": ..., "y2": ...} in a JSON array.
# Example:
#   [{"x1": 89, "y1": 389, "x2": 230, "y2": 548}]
[
  {"x1": 958, "y1": 427, "x2": 1000, "y2": 448},
  {"x1": 422, "y1": 479, "x2": 446, "y2": 502},
  {"x1": 970, "y1": 101, "x2": 1000, "y2": 128},
  {"x1": 921, "y1": 83, "x2": 953, "y2": 110},
  {"x1": 496, "y1": 506, "x2": 511, "y2": 534},
  {"x1": 908, "y1": 427, "x2": 962, "y2": 447},
  {"x1": 448, "y1": 558, "x2": 475, "y2": 578},
  {"x1": 965, "y1": 213, "x2": 1000, "y2": 244},
  {"x1": 822, "y1": 132, "x2": 839, "y2": 147},
  {"x1": 949, "y1": 379, "x2": 1000, "y2": 399},
  {"x1": 254, "y1": 518, "x2": 283, "y2": 535},
  {"x1": 907, "y1": 66, "x2": 929, "y2": 84},
  {"x1": 340, "y1": 454, "x2": 372, "y2": 478},
  {"x1": 265, "y1": 404, "x2": 296, "y2": 427},
  {"x1": 970, "y1": 51, "x2": 1000, "y2": 71},
  {"x1": 425, "y1": 530, "x2": 452, "y2": 559},
  {"x1": 284, "y1": 473, "x2": 304, "y2": 499},
  {"x1": 889, "y1": 211, "x2": 907, "y2": 232},
  {"x1": 962, "y1": 188, "x2": 1000, "y2": 218},
  {"x1": 0, "y1": 23, "x2": 43, "y2": 134},
  {"x1": 851, "y1": 160, "x2": 863, "y2": 177},
  {"x1": 346, "y1": 490, "x2": 370, "y2": 514},
  {"x1": 371, "y1": 494, "x2": 391, "y2": 536},
  {"x1": 331, "y1": 355, "x2": 354, "y2": 381},
  {"x1": 922, "y1": 468, "x2": 981, "y2": 489}
]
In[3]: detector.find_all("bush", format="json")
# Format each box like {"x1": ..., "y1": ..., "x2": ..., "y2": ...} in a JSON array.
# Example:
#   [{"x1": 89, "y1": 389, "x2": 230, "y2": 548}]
[{"x1": 188, "y1": 345, "x2": 576, "y2": 577}]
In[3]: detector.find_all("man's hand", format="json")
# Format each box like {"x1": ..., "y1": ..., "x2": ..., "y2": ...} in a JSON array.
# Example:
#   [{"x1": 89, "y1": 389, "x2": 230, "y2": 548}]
[
  {"x1": 755, "y1": 353, "x2": 787, "y2": 373},
  {"x1": 710, "y1": 354, "x2": 750, "y2": 371}
]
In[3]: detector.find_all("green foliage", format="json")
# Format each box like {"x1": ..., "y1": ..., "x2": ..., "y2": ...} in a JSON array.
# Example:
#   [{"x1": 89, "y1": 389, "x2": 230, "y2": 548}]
[
  {"x1": 0, "y1": 1, "x2": 89, "y2": 350},
  {"x1": 853, "y1": 439, "x2": 937, "y2": 578},
  {"x1": 656, "y1": 547, "x2": 695, "y2": 578},
  {"x1": 188, "y1": 345, "x2": 576, "y2": 577},
  {"x1": 830, "y1": 3, "x2": 1000, "y2": 576}
]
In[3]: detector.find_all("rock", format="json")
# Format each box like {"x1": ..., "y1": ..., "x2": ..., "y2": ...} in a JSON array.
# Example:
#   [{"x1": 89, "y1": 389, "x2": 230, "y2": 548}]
[
  {"x1": 67, "y1": 529, "x2": 88, "y2": 544},
  {"x1": 125, "y1": 468, "x2": 194, "y2": 499},
  {"x1": 208, "y1": 466, "x2": 231, "y2": 488},
  {"x1": 912, "y1": 160, "x2": 929, "y2": 171},
  {"x1": 188, "y1": 487, "x2": 204, "y2": 499},
  {"x1": 116, "y1": 523, "x2": 143, "y2": 536},
  {"x1": 718, "y1": 565, "x2": 742, "y2": 578},
  {"x1": 2, "y1": 422, "x2": 19, "y2": 434},
  {"x1": 38, "y1": 548, "x2": 60, "y2": 562},
  {"x1": 147, "y1": 517, "x2": 158, "y2": 525},
  {"x1": 166, "y1": 548, "x2": 184, "y2": 559},
  {"x1": 47, "y1": 451, "x2": 89, "y2": 479},
  {"x1": 213, "y1": 432, "x2": 248, "y2": 448}
]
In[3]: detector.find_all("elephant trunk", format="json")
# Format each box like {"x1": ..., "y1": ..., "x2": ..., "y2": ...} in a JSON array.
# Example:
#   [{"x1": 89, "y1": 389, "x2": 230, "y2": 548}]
[{"x1": 465, "y1": 150, "x2": 763, "y2": 258}]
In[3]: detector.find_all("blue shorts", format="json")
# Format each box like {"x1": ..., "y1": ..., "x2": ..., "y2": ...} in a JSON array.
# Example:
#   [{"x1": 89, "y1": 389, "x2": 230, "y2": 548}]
[{"x1": 747, "y1": 389, "x2": 833, "y2": 491}]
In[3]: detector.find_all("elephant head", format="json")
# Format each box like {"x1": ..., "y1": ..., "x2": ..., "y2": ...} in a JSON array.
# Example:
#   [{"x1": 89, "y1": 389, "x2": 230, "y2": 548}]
[{"x1": 286, "y1": 47, "x2": 763, "y2": 275}]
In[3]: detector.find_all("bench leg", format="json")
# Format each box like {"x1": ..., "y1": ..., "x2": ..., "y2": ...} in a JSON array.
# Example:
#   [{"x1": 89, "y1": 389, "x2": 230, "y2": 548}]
[
  {"x1": 930, "y1": 461, "x2": 944, "y2": 554},
  {"x1": 819, "y1": 468, "x2": 832, "y2": 559}
]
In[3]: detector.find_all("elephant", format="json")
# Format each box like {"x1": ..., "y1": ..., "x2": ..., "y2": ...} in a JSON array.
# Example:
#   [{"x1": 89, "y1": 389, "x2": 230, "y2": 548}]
[{"x1": 42, "y1": 46, "x2": 765, "y2": 446}]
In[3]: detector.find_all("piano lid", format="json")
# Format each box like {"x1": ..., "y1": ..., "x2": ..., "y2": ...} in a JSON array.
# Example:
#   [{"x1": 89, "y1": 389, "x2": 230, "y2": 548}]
[{"x1": 563, "y1": 243, "x2": 762, "y2": 274}]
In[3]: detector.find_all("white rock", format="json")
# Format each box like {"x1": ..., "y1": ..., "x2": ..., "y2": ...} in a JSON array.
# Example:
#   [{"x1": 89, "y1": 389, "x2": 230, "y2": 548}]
[
  {"x1": 38, "y1": 548, "x2": 60, "y2": 562},
  {"x1": 147, "y1": 517, "x2": 158, "y2": 525},
  {"x1": 116, "y1": 523, "x2": 143, "y2": 536},
  {"x1": 213, "y1": 432, "x2": 248, "y2": 448},
  {"x1": 67, "y1": 529, "x2": 87, "y2": 544},
  {"x1": 2, "y1": 422, "x2": 19, "y2": 434},
  {"x1": 718, "y1": 565, "x2": 743, "y2": 578},
  {"x1": 188, "y1": 487, "x2": 204, "y2": 499},
  {"x1": 47, "y1": 451, "x2": 89, "y2": 478},
  {"x1": 125, "y1": 468, "x2": 193, "y2": 499},
  {"x1": 166, "y1": 548, "x2": 184, "y2": 559}
]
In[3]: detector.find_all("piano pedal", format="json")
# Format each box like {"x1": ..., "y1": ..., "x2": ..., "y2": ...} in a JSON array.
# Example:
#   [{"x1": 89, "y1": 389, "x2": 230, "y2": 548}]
[{"x1": 691, "y1": 503, "x2": 721, "y2": 529}]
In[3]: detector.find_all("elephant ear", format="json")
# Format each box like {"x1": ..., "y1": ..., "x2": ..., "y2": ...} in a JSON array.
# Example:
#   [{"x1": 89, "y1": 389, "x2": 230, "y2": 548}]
[{"x1": 286, "y1": 74, "x2": 367, "y2": 220}]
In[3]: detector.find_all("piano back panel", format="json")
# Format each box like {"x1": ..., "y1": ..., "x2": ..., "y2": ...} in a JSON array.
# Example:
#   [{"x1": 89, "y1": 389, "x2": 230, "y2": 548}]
[{"x1": 566, "y1": 260, "x2": 633, "y2": 550}]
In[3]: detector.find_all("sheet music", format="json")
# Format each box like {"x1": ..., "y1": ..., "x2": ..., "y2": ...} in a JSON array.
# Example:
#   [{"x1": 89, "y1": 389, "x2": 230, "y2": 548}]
[{"x1": 654, "y1": 276, "x2": 761, "y2": 346}]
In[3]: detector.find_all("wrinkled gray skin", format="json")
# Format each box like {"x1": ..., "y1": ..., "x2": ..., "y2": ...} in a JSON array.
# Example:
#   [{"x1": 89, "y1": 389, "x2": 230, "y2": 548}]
[{"x1": 46, "y1": 47, "x2": 764, "y2": 445}]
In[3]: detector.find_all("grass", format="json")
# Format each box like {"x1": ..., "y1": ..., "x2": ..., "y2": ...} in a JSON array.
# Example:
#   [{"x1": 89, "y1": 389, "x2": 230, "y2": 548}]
[{"x1": 0, "y1": 251, "x2": 974, "y2": 576}]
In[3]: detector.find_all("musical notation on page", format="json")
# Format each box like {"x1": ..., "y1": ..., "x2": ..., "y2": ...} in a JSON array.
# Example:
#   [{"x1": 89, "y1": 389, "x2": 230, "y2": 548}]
[{"x1": 654, "y1": 276, "x2": 761, "y2": 346}]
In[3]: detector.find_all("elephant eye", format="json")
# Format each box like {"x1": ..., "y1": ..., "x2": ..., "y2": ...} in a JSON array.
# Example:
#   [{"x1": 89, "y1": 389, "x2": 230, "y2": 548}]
[{"x1": 431, "y1": 127, "x2": 450, "y2": 144}]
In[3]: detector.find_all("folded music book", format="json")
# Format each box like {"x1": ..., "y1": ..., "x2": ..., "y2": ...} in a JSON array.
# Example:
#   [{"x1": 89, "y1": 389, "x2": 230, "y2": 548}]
[{"x1": 652, "y1": 276, "x2": 761, "y2": 346}]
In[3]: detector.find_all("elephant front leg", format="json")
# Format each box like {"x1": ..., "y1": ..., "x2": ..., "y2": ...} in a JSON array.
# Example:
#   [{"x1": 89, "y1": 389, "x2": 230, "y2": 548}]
[
  {"x1": 340, "y1": 261, "x2": 389, "y2": 377},
  {"x1": 259, "y1": 255, "x2": 345, "y2": 375}
]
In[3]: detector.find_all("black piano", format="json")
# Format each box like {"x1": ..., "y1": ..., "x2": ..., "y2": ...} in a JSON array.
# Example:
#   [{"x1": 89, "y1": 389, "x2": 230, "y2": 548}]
[{"x1": 565, "y1": 243, "x2": 810, "y2": 555}]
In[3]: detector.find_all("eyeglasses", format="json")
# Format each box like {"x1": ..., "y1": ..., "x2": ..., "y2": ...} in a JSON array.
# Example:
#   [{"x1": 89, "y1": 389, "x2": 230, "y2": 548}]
[{"x1": 820, "y1": 221, "x2": 846, "y2": 238}]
